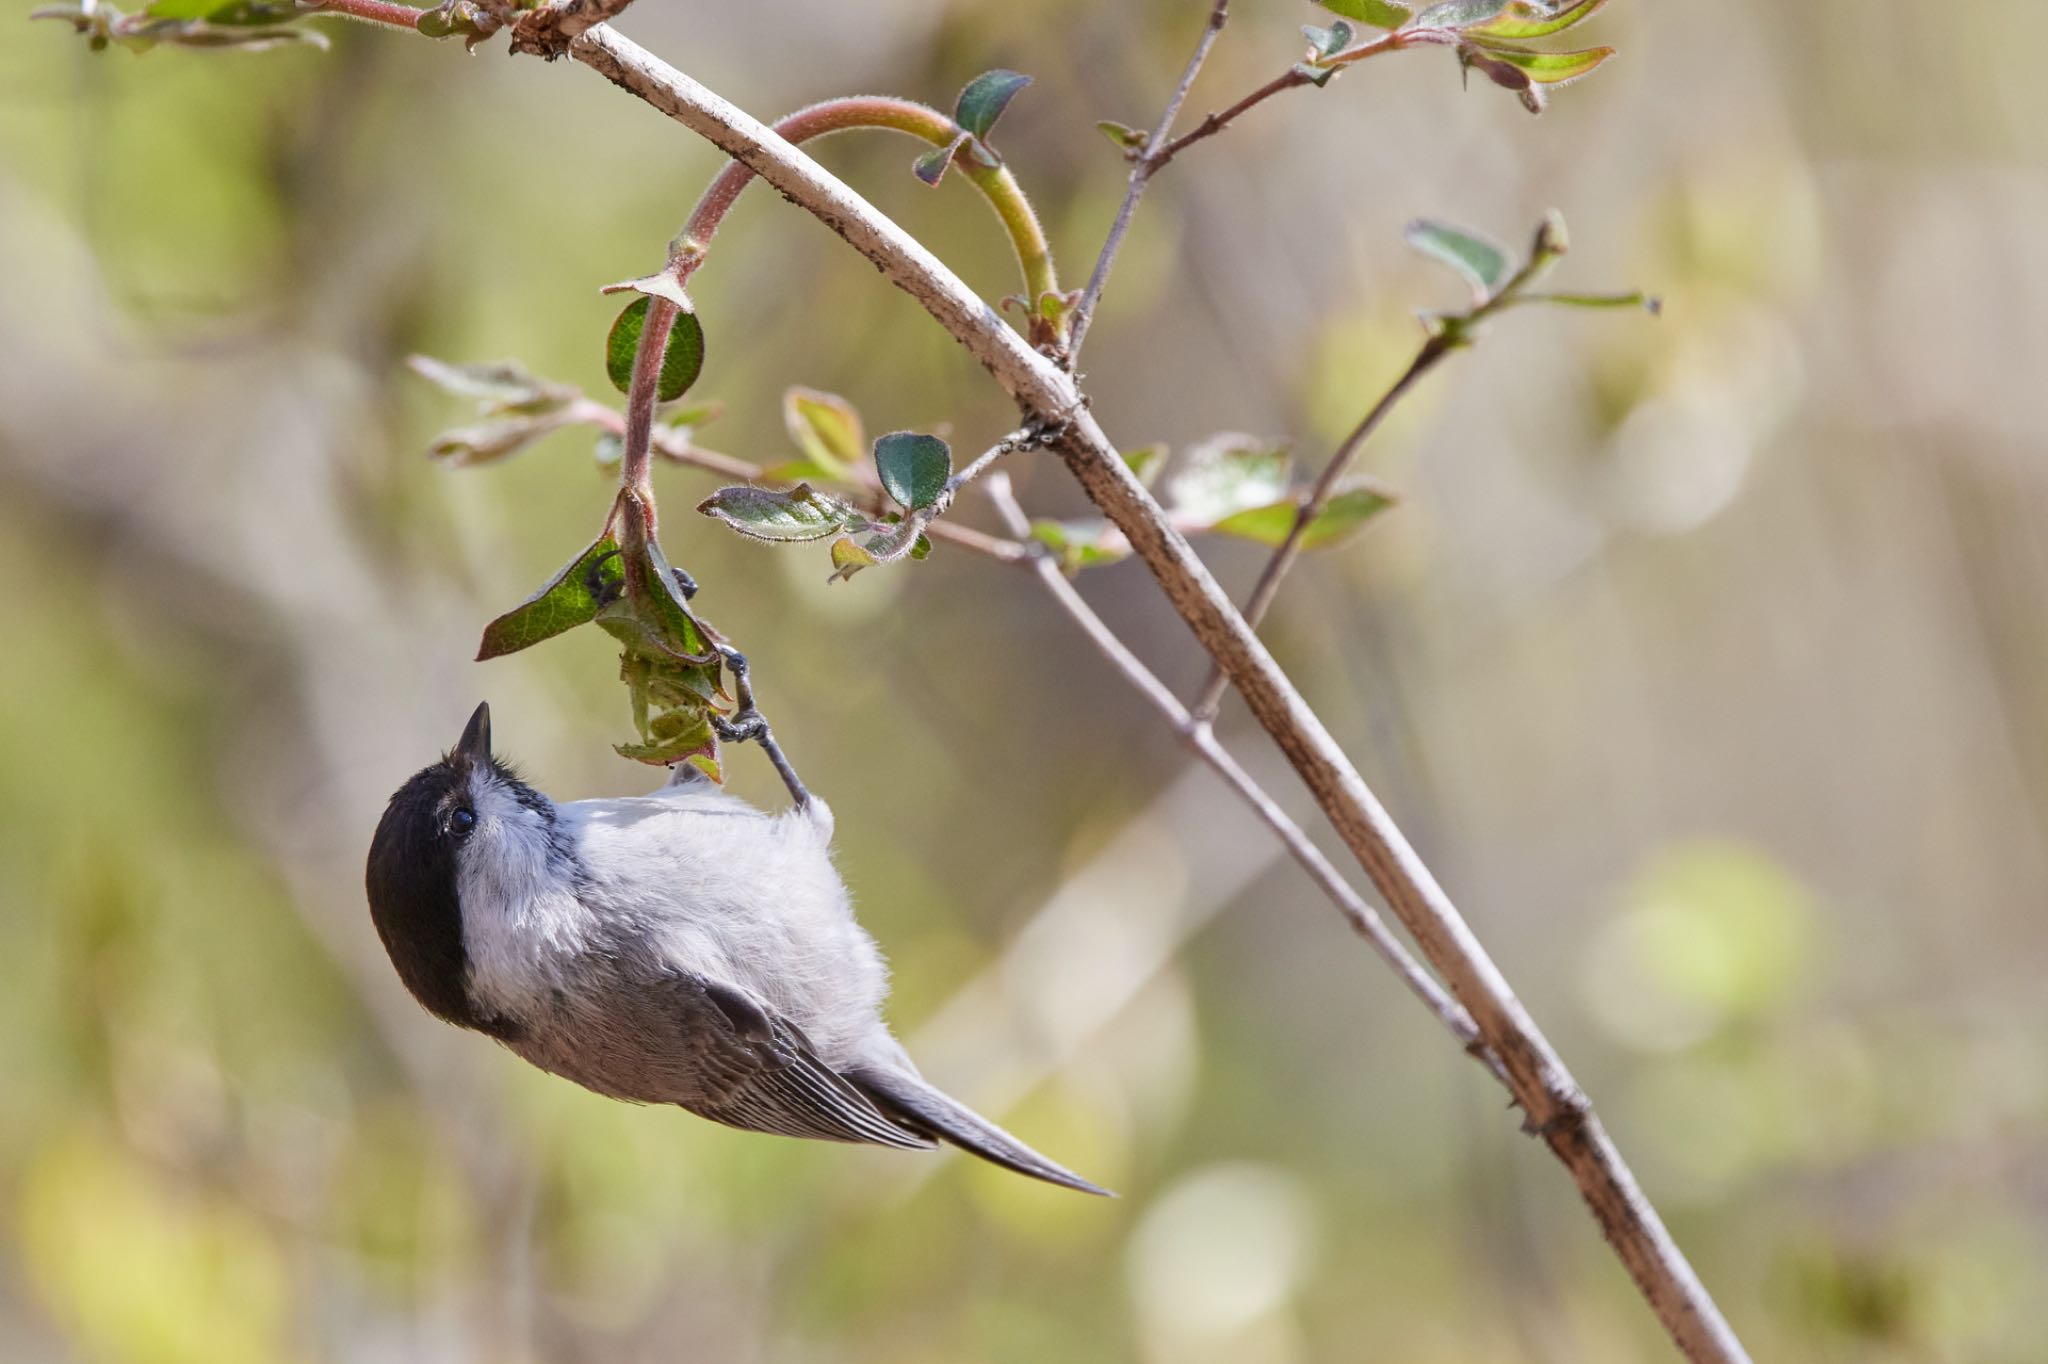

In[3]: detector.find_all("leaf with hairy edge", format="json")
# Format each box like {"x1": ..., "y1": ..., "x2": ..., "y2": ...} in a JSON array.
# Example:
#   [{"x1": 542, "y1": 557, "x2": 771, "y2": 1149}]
[
  {"x1": 874, "y1": 432, "x2": 952, "y2": 510},
  {"x1": 1467, "y1": 0, "x2": 1608, "y2": 39},
  {"x1": 697, "y1": 484, "x2": 871, "y2": 543},
  {"x1": 1416, "y1": 0, "x2": 1507, "y2": 27},
  {"x1": 1302, "y1": 20, "x2": 1353, "y2": 57},
  {"x1": 606, "y1": 297, "x2": 705, "y2": 402},
  {"x1": 1097, "y1": 120, "x2": 1148, "y2": 153},
  {"x1": 1405, "y1": 219, "x2": 1512, "y2": 300},
  {"x1": 1317, "y1": 0, "x2": 1413, "y2": 28},
  {"x1": 1122, "y1": 443, "x2": 1168, "y2": 487},
  {"x1": 827, "y1": 536, "x2": 878, "y2": 584},
  {"x1": 1463, "y1": 42, "x2": 1614, "y2": 84},
  {"x1": 409, "y1": 355, "x2": 571, "y2": 413},
  {"x1": 1209, "y1": 484, "x2": 1399, "y2": 548},
  {"x1": 912, "y1": 136, "x2": 967, "y2": 187},
  {"x1": 1166, "y1": 433, "x2": 1293, "y2": 525},
  {"x1": 477, "y1": 533, "x2": 624, "y2": 660},
  {"x1": 428, "y1": 415, "x2": 568, "y2": 467},
  {"x1": 614, "y1": 707, "x2": 719, "y2": 771},
  {"x1": 955, "y1": 69, "x2": 1031, "y2": 140},
  {"x1": 783, "y1": 387, "x2": 863, "y2": 475}
]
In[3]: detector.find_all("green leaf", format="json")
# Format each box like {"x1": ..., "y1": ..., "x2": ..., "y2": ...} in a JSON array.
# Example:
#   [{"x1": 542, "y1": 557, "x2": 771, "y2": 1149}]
[
  {"x1": 613, "y1": 706, "x2": 719, "y2": 775},
  {"x1": 1404, "y1": 219, "x2": 1512, "y2": 299},
  {"x1": 1208, "y1": 484, "x2": 1398, "y2": 548},
  {"x1": 1316, "y1": 0, "x2": 1413, "y2": 28},
  {"x1": 1302, "y1": 20, "x2": 1353, "y2": 56},
  {"x1": 1122, "y1": 443, "x2": 1168, "y2": 487},
  {"x1": 954, "y1": 69, "x2": 1032, "y2": 140},
  {"x1": 1029, "y1": 520, "x2": 1129, "y2": 572},
  {"x1": 477, "y1": 533, "x2": 624, "y2": 660},
  {"x1": 1416, "y1": 0, "x2": 1508, "y2": 26},
  {"x1": 697, "y1": 483, "x2": 871, "y2": 543},
  {"x1": 783, "y1": 387, "x2": 863, "y2": 476},
  {"x1": 605, "y1": 297, "x2": 706, "y2": 403},
  {"x1": 827, "y1": 536, "x2": 879, "y2": 584},
  {"x1": 909, "y1": 532, "x2": 933, "y2": 561},
  {"x1": 1463, "y1": 42, "x2": 1614, "y2": 84},
  {"x1": 426, "y1": 415, "x2": 566, "y2": 467},
  {"x1": 1466, "y1": 0, "x2": 1608, "y2": 39},
  {"x1": 912, "y1": 136, "x2": 966, "y2": 187},
  {"x1": 408, "y1": 355, "x2": 572, "y2": 415},
  {"x1": 873, "y1": 431, "x2": 952, "y2": 510},
  {"x1": 1097, "y1": 120, "x2": 1148, "y2": 153},
  {"x1": 1165, "y1": 433, "x2": 1293, "y2": 524}
]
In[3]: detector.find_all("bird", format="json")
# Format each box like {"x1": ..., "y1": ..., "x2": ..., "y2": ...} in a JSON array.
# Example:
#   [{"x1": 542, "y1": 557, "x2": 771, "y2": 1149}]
[{"x1": 364, "y1": 701, "x2": 1107, "y2": 1195}]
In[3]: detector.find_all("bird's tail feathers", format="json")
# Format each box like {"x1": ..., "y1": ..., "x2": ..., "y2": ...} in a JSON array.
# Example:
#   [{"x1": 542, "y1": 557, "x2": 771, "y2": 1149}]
[{"x1": 847, "y1": 1066, "x2": 1113, "y2": 1197}]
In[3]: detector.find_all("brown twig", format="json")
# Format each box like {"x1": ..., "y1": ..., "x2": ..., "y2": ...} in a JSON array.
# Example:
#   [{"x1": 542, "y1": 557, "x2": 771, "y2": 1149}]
[
  {"x1": 564, "y1": 29, "x2": 1751, "y2": 1363},
  {"x1": 1064, "y1": 0, "x2": 1230, "y2": 363},
  {"x1": 508, "y1": 0, "x2": 634, "y2": 57}
]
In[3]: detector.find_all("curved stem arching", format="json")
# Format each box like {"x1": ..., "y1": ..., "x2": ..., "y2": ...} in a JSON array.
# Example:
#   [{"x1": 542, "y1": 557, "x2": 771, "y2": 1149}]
[{"x1": 677, "y1": 96, "x2": 1062, "y2": 347}]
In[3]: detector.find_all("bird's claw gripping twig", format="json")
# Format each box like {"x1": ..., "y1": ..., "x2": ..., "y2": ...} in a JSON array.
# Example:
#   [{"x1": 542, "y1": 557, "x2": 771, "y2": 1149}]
[{"x1": 709, "y1": 647, "x2": 812, "y2": 810}]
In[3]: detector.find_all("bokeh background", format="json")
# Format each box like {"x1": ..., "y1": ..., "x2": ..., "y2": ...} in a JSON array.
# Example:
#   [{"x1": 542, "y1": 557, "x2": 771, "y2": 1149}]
[{"x1": 2, "y1": 0, "x2": 2045, "y2": 1360}]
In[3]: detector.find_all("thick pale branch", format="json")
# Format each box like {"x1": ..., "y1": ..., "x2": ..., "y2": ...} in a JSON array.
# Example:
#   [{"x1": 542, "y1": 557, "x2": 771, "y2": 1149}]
[{"x1": 565, "y1": 27, "x2": 1750, "y2": 1364}]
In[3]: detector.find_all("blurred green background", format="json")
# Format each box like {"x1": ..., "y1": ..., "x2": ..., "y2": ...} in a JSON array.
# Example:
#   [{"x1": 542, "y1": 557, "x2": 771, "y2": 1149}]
[{"x1": 3, "y1": 1, "x2": 2045, "y2": 1360}]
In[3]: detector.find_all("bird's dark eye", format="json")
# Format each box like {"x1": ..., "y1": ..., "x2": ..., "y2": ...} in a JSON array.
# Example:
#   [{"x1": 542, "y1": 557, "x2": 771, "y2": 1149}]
[{"x1": 448, "y1": 807, "x2": 477, "y2": 837}]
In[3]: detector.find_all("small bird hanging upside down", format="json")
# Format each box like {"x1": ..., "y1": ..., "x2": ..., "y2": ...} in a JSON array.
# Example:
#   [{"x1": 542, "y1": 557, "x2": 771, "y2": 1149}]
[{"x1": 365, "y1": 701, "x2": 1108, "y2": 1195}]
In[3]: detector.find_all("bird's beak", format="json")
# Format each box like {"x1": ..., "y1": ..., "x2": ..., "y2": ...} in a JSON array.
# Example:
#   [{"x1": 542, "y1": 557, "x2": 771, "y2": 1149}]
[{"x1": 455, "y1": 702, "x2": 492, "y2": 765}]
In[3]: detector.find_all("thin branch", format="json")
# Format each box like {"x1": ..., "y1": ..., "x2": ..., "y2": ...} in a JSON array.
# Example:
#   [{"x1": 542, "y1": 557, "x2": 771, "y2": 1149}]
[
  {"x1": 1151, "y1": 65, "x2": 1315, "y2": 166},
  {"x1": 1189, "y1": 331, "x2": 1451, "y2": 722},
  {"x1": 310, "y1": 0, "x2": 424, "y2": 29},
  {"x1": 986, "y1": 474, "x2": 1501, "y2": 1076},
  {"x1": 564, "y1": 29, "x2": 1750, "y2": 1363},
  {"x1": 1064, "y1": 0, "x2": 1230, "y2": 362}
]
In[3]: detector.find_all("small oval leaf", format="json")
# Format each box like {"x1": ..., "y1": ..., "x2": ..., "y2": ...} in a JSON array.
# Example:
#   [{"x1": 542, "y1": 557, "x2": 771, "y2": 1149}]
[
  {"x1": 1404, "y1": 219, "x2": 1512, "y2": 299},
  {"x1": 1316, "y1": 0, "x2": 1413, "y2": 28},
  {"x1": 1467, "y1": 0, "x2": 1608, "y2": 39},
  {"x1": 954, "y1": 69, "x2": 1031, "y2": 140},
  {"x1": 873, "y1": 431, "x2": 953, "y2": 510},
  {"x1": 606, "y1": 297, "x2": 706, "y2": 403},
  {"x1": 783, "y1": 387, "x2": 864, "y2": 475},
  {"x1": 697, "y1": 484, "x2": 871, "y2": 543}
]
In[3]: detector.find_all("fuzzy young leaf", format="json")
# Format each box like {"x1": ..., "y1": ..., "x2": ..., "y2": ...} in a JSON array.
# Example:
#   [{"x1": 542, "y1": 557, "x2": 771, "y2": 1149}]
[
  {"x1": 1466, "y1": 0, "x2": 1608, "y2": 39},
  {"x1": 594, "y1": 432, "x2": 624, "y2": 468},
  {"x1": 605, "y1": 297, "x2": 706, "y2": 403},
  {"x1": 1463, "y1": 42, "x2": 1614, "y2": 85},
  {"x1": 954, "y1": 69, "x2": 1032, "y2": 140},
  {"x1": 477, "y1": 533, "x2": 624, "y2": 660},
  {"x1": 697, "y1": 484, "x2": 871, "y2": 543},
  {"x1": 827, "y1": 536, "x2": 879, "y2": 584},
  {"x1": 1302, "y1": 20, "x2": 1353, "y2": 56},
  {"x1": 873, "y1": 431, "x2": 953, "y2": 510},
  {"x1": 1209, "y1": 484, "x2": 1398, "y2": 549},
  {"x1": 409, "y1": 355, "x2": 571, "y2": 413},
  {"x1": 1416, "y1": 0, "x2": 1508, "y2": 26},
  {"x1": 783, "y1": 387, "x2": 864, "y2": 476},
  {"x1": 912, "y1": 136, "x2": 966, "y2": 187},
  {"x1": 1097, "y1": 120, "x2": 1148, "y2": 153},
  {"x1": 1317, "y1": 0, "x2": 1413, "y2": 28},
  {"x1": 427, "y1": 415, "x2": 567, "y2": 467},
  {"x1": 1166, "y1": 433, "x2": 1293, "y2": 525},
  {"x1": 613, "y1": 707, "x2": 718, "y2": 770},
  {"x1": 664, "y1": 399, "x2": 724, "y2": 430},
  {"x1": 1405, "y1": 219, "x2": 1513, "y2": 299}
]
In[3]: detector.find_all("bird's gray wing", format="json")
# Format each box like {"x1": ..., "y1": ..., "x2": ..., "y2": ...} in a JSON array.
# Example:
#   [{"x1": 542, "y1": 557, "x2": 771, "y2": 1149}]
[{"x1": 667, "y1": 974, "x2": 934, "y2": 1151}]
